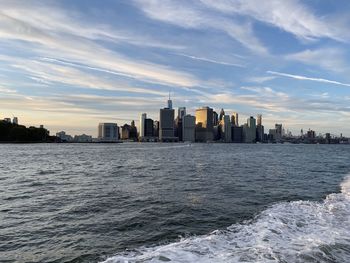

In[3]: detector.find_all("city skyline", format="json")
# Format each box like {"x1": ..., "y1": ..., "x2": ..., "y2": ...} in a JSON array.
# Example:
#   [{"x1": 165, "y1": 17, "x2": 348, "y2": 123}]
[{"x1": 1, "y1": 1, "x2": 350, "y2": 136}]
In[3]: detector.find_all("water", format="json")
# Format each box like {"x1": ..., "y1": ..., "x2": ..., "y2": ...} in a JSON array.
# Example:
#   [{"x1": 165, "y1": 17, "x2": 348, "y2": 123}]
[{"x1": 0, "y1": 143, "x2": 349, "y2": 263}]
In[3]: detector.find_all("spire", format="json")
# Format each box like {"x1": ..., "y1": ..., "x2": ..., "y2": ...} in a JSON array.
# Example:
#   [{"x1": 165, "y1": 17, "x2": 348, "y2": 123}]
[{"x1": 167, "y1": 91, "x2": 173, "y2": 109}]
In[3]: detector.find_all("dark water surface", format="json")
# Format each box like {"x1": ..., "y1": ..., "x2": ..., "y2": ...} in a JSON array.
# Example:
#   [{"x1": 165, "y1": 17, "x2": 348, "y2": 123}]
[{"x1": 0, "y1": 143, "x2": 350, "y2": 263}]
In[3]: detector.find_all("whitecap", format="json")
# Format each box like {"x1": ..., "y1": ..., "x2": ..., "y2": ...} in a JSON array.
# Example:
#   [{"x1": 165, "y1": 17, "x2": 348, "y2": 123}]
[{"x1": 101, "y1": 176, "x2": 350, "y2": 263}]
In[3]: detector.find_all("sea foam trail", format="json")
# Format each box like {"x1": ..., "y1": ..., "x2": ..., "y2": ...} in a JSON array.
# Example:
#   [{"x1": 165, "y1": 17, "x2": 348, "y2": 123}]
[{"x1": 101, "y1": 176, "x2": 350, "y2": 263}]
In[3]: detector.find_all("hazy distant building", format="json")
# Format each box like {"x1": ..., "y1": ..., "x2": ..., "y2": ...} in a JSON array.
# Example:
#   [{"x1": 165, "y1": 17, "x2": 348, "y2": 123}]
[
  {"x1": 3, "y1": 118, "x2": 11, "y2": 123},
  {"x1": 12, "y1": 117, "x2": 18, "y2": 125},
  {"x1": 56, "y1": 131, "x2": 73, "y2": 142},
  {"x1": 195, "y1": 106, "x2": 214, "y2": 142},
  {"x1": 73, "y1": 134, "x2": 92, "y2": 142},
  {"x1": 275, "y1": 124, "x2": 283, "y2": 141},
  {"x1": 231, "y1": 112, "x2": 239, "y2": 126},
  {"x1": 98, "y1": 123, "x2": 119, "y2": 142},
  {"x1": 178, "y1": 107, "x2": 186, "y2": 120},
  {"x1": 139, "y1": 113, "x2": 147, "y2": 138},
  {"x1": 154, "y1": 120, "x2": 159, "y2": 138},
  {"x1": 243, "y1": 116, "x2": 256, "y2": 143},
  {"x1": 182, "y1": 114, "x2": 196, "y2": 142}
]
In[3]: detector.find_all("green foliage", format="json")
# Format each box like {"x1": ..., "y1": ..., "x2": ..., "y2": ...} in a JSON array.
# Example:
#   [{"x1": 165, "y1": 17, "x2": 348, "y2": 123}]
[{"x1": 0, "y1": 121, "x2": 49, "y2": 142}]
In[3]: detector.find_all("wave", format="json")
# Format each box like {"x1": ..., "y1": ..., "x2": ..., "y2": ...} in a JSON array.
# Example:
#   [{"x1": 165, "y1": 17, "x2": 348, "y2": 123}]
[{"x1": 101, "y1": 176, "x2": 350, "y2": 263}]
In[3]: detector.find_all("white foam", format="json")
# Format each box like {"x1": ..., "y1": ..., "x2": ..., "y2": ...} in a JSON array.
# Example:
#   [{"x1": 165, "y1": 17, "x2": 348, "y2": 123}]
[{"x1": 101, "y1": 176, "x2": 350, "y2": 263}]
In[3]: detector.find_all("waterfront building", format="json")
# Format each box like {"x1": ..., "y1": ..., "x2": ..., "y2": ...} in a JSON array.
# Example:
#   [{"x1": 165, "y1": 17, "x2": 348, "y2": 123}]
[
  {"x1": 243, "y1": 116, "x2": 256, "y2": 143},
  {"x1": 139, "y1": 113, "x2": 147, "y2": 138},
  {"x1": 73, "y1": 134, "x2": 92, "y2": 143},
  {"x1": 195, "y1": 106, "x2": 214, "y2": 142},
  {"x1": 268, "y1": 129, "x2": 277, "y2": 142},
  {"x1": 98, "y1": 123, "x2": 119, "y2": 142},
  {"x1": 56, "y1": 131, "x2": 73, "y2": 142},
  {"x1": 154, "y1": 120, "x2": 159, "y2": 138},
  {"x1": 182, "y1": 114, "x2": 196, "y2": 142}
]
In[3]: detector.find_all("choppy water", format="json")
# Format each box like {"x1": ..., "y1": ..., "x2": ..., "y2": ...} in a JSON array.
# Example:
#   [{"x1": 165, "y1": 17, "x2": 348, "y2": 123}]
[{"x1": 0, "y1": 143, "x2": 349, "y2": 263}]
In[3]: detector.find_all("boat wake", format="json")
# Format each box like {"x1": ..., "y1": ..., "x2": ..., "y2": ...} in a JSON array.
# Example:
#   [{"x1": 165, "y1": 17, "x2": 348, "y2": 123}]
[{"x1": 101, "y1": 175, "x2": 350, "y2": 263}]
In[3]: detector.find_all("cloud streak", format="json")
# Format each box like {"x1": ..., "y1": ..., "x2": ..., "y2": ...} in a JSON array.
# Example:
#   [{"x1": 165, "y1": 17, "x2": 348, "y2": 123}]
[{"x1": 267, "y1": 71, "x2": 350, "y2": 87}]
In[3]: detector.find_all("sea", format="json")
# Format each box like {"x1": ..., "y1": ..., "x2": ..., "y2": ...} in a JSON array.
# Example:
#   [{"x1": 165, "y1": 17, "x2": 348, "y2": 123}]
[{"x1": 0, "y1": 143, "x2": 350, "y2": 263}]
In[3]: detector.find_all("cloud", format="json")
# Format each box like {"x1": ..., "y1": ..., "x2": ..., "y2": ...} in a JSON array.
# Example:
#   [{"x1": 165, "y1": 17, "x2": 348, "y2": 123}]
[
  {"x1": 134, "y1": 0, "x2": 268, "y2": 54},
  {"x1": 285, "y1": 48, "x2": 348, "y2": 73},
  {"x1": 267, "y1": 71, "x2": 350, "y2": 87},
  {"x1": 246, "y1": 76, "x2": 276, "y2": 83},
  {"x1": 0, "y1": 5, "x2": 201, "y2": 88},
  {"x1": 200, "y1": 0, "x2": 349, "y2": 42},
  {"x1": 176, "y1": 53, "x2": 246, "y2": 68}
]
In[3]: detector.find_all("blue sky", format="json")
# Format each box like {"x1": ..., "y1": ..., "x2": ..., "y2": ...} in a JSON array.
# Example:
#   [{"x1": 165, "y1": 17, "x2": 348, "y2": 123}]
[{"x1": 0, "y1": 0, "x2": 350, "y2": 136}]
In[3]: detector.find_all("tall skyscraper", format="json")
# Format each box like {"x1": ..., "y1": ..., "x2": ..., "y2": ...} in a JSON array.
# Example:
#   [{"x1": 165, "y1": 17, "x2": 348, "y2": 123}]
[
  {"x1": 219, "y1": 108, "x2": 225, "y2": 121},
  {"x1": 139, "y1": 113, "x2": 146, "y2": 138},
  {"x1": 256, "y1": 114, "x2": 264, "y2": 142},
  {"x1": 195, "y1": 106, "x2": 214, "y2": 142},
  {"x1": 182, "y1": 114, "x2": 196, "y2": 142},
  {"x1": 178, "y1": 107, "x2": 186, "y2": 120},
  {"x1": 144, "y1": 118, "x2": 154, "y2": 137},
  {"x1": 213, "y1": 111, "x2": 218, "y2": 126},
  {"x1": 220, "y1": 115, "x2": 232, "y2": 142},
  {"x1": 160, "y1": 98, "x2": 176, "y2": 142},
  {"x1": 257, "y1": 114, "x2": 262, "y2": 126},
  {"x1": 231, "y1": 112, "x2": 239, "y2": 126}
]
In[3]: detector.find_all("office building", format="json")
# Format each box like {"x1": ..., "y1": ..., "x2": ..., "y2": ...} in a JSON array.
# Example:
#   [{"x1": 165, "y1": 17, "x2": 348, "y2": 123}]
[
  {"x1": 182, "y1": 114, "x2": 196, "y2": 142},
  {"x1": 159, "y1": 99, "x2": 177, "y2": 141},
  {"x1": 73, "y1": 134, "x2": 92, "y2": 143},
  {"x1": 195, "y1": 106, "x2": 214, "y2": 142},
  {"x1": 275, "y1": 124, "x2": 283, "y2": 141},
  {"x1": 98, "y1": 123, "x2": 119, "y2": 142},
  {"x1": 178, "y1": 107, "x2": 186, "y2": 120},
  {"x1": 139, "y1": 113, "x2": 147, "y2": 138},
  {"x1": 231, "y1": 112, "x2": 239, "y2": 126},
  {"x1": 144, "y1": 118, "x2": 154, "y2": 137},
  {"x1": 256, "y1": 114, "x2": 264, "y2": 142},
  {"x1": 243, "y1": 116, "x2": 256, "y2": 143},
  {"x1": 213, "y1": 111, "x2": 218, "y2": 126},
  {"x1": 232, "y1": 126, "x2": 243, "y2": 143},
  {"x1": 220, "y1": 115, "x2": 231, "y2": 142}
]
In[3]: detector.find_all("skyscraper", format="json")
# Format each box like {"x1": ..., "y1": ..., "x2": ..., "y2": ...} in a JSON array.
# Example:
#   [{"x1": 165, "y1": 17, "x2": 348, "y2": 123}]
[
  {"x1": 220, "y1": 115, "x2": 232, "y2": 142},
  {"x1": 182, "y1": 114, "x2": 196, "y2": 142},
  {"x1": 139, "y1": 113, "x2": 146, "y2": 138},
  {"x1": 195, "y1": 106, "x2": 214, "y2": 142},
  {"x1": 178, "y1": 107, "x2": 186, "y2": 120},
  {"x1": 219, "y1": 108, "x2": 225, "y2": 121},
  {"x1": 243, "y1": 116, "x2": 256, "y2": 143},
  {"x1": 231, "y1": 112, "x2": 239, "y2": 127},
  {"x1": 256, "y1": 114, "x2": 264, "y2": 142},
  {"x1": 159, "y1": 98, "x2": 176, "y2": 142}
]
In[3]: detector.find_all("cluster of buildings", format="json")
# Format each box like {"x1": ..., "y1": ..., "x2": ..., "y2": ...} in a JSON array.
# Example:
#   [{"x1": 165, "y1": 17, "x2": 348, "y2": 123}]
[
  {"x1": 2, "y1": 117, "x2": 19, "y2": 125},
  {"x1": 96, "y1": 97, "x2": 287, "y2": 143}
]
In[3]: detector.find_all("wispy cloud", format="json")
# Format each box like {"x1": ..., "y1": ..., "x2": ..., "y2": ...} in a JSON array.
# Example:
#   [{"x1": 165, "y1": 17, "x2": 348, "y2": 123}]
[
  {"x1": 134, "y1": 0, "x2": 268, "y2": 54},
  {"x1": 200, "y1": 0, "x2": 349, "y2": 42},
  {"x1": 285, "y1": 48, "x2": 348, "y2": 73},
  {"x1": 267, "y1": 71, "x2": 350, "y2": 87},
  {"x1": 176, "y1": 53, "x2": 246, "y2": 68}
]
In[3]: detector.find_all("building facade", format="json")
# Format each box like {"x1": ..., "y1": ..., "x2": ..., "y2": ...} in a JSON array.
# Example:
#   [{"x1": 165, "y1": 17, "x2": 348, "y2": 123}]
[
  {"x1": 98, "y1": 123, "x2": 119, "y2": 142},
  {"x1": 195, "y1": 106, "x2": 214, "y2": 142},
  {"x1": 182, "y1": 114, "x2": 196, "y2": 142}
]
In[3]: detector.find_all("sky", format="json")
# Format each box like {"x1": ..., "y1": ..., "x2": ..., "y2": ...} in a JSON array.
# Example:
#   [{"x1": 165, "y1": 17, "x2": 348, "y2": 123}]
[{"x1": 1, "y1": 0, "x2": 350, "y2": 137}]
